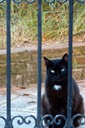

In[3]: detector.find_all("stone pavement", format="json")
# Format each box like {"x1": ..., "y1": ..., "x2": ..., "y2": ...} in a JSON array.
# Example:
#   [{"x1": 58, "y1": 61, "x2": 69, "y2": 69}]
[
  {"x1": 0, "y1": 84, "x2": 85, "y2": 128},
  {"x1": 0, "y1": 86, "x2": 37, "y2": 128}
]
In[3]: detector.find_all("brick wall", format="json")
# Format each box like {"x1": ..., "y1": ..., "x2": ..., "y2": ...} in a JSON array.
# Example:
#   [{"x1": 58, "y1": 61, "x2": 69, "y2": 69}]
[{"x1": 0, "y1": 44, "x2": 85, "y2": 87}]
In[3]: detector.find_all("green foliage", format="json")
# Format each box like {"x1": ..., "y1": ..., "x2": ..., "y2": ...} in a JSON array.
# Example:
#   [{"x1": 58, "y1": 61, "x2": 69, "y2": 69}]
[{"x1": 0, "y1": 1, "x2": 85, "y2": 48}]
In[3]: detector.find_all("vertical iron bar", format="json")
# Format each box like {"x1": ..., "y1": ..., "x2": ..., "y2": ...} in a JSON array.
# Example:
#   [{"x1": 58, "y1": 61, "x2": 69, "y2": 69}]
[
  {"x1": 37, "y1": 0, "x2": 42, "y2": 128},
  {"x1": 5, "y1": 0, "x2": 13, "y2": 128},
  {"x1": 67, "y1": 0, "x2": 73, "y2": 127}
]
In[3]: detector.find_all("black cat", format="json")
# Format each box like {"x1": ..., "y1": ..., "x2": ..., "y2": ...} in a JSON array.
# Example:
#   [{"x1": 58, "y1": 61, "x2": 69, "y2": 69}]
[{"x1": 42, "y1": 54, "x2": 84, "y2": 128}]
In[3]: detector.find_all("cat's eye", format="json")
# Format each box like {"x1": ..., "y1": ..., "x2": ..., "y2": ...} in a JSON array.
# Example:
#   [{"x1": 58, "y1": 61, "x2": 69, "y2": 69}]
[
  {"x1": 61, "y1": 68, "x2": 65, "y2": 72},
  {"x1": 50, "y1": 70, "x2": 55, "y2": 73}
]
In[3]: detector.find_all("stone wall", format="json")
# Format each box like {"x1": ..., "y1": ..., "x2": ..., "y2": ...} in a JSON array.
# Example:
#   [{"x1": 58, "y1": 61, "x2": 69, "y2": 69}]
[{"x1": 0, "y1": 44, "x2": 85, "y2": 87}]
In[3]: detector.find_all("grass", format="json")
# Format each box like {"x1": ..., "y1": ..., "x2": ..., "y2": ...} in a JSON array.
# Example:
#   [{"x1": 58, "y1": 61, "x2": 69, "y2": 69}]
[{"x1": 0, "y1": 1, "x2": 85, "y2": 49}]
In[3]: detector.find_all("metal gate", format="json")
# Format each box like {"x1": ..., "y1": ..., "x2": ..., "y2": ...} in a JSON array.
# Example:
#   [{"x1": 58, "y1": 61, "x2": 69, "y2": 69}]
[{"x1": 0, "y1": 0, "x2": 85, "y2": 128}]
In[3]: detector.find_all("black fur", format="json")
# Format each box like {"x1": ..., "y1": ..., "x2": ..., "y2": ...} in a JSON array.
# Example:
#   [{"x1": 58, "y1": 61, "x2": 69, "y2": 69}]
[{"x1": 42, "y1": 54, "x2": 84, "y2": 128}]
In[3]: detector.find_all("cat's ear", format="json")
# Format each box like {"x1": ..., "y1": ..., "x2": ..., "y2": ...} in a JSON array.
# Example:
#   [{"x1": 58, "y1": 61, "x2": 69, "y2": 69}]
[
  {"x1": 62, "y1": 53, "x2": 68, "y2": 62},
  {"x1": 44, "y1": 57, "x2": 52, "y2": 69}
]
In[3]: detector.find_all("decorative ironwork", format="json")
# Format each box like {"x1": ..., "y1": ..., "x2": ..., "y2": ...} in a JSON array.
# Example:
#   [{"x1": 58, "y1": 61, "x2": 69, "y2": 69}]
[
  {"x1": 54, "y1": 115, "x2": 67, "y2": 127},
  {"x1": 0, "y1": 0, "x2": 5, "y2": 3},
  {"x1": 76, "y1": 0, "x2": 85, "y2": 3},
  {"x1": 0, "y1": 0, "x2": 85, "y2": 4},
  {"x1": 12, "y1": 115, "x2": 37, "y2": 128},
  {"x1": 41, "y1": 114, "x2": 85, "y2": 127},
  {"x1": 12, "y1": 0, "x2": 36, "y2": 4},
  {"x1": 0, "y1": 114, "x2": 85, "y2": 127},
  {"x1": 72, "y1": 114, "x2": 85, "y2": 127},
  {"x1": 0, "y1": 0, "x2": 85, "y2": 128},
  {"x1": 0, "y1": 116, "x2": 6, "y2": 127},
  {"x1": 41, "y1": 114, "x2": 67, "y2": 127},
  {"x1": 44, "y1": 0, "x2": 55, "y2": 4},
  {"x1": 41, "y1": 115, "x2": 54, "y2": 127},
  {"x1": 0, "y1": 115, "x2": 37, "y2": 128}
]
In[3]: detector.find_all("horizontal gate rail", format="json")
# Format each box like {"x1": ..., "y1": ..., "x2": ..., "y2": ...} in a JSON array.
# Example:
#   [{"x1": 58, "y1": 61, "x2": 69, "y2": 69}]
[{"x1": 0, "y1": 0, "x2": 85, "y2": 128}]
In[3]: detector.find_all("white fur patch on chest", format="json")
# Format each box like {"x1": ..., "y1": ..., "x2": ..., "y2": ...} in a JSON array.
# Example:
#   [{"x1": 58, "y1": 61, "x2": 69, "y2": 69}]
[{"x1": 53, "y1": 84, "x2": 62, "y2": 91}]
